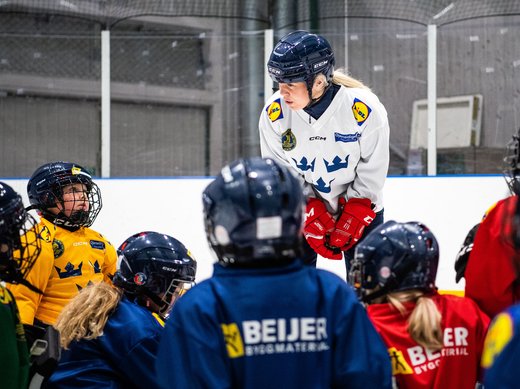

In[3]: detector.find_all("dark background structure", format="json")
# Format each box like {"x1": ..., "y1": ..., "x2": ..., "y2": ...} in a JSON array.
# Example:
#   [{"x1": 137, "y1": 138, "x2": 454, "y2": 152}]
[{"x1": 1, "y1": 0, "x2": 519, "y2": 177}]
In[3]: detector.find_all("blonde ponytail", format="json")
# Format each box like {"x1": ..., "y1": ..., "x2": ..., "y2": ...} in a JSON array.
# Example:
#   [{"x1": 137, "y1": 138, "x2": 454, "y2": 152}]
[
  {"x1": 332, "y1": 68, "x2": 371, "y2": 90},
  {"x1": 387, "y1": 290, "x2": 443, "y2": 351}
]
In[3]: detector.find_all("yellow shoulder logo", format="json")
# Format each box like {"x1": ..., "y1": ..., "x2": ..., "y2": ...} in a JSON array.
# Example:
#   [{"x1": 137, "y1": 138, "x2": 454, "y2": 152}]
[
  {"x1": 0, "y1": 286, "x2": 13, "y2": 305},
  {"x1": 481, "y1": 312, "x2": 514, "y2": 368},
  {"x1": 352, "y1": 98, "x2": 372, "y2": 126},
  {"x1": 267, "y1": 99, "x2": 284, "y2": 122},
  {"x1": 40, "y1": 225, "x2": 52, "y2": 243},
  {"x1": 388, "y1": 347, "x2": 413, "y2": 375},
  {"x1": 221, "y1": 323, "x2": 245, "y2": 358}
]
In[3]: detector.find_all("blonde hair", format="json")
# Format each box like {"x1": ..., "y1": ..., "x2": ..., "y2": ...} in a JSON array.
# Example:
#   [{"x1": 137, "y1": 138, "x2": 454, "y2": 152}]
[
  {"x1": 54, "y1": 282, "x2": 122, "y2": 349},
  {"x1": 312, "y1": 69, "x2": 370, "y2": 100},
  {"x1": 387, "y1": 290, "x2": 443, "y2": 351},
  {"x1": 332, "y1": 68, "x2": 370, "y2": 90}
]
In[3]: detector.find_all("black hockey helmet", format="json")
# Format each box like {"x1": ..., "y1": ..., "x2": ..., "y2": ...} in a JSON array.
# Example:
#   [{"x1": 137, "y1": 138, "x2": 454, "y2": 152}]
[
  {"x1": 0, "y1": 181, "x2": 41, "y2": 286},
  {"x1": 348, "y1": 220, "x2": 439, "y2": 303},
  {"x1": 113, "y1": 231, "x2": 197, "y2": 320},
  {"x1": 504, "y1": 128, "x2": 520, "y2": 195},
  {"x1": 267, "y1": 30, "x2": 335, "y2": 93},
  {"x1": 202, "y1": 157, "x2": 304, "y2": 267},
  {"x1": 27, "y1": 161, "x2": 102, "y2": 229}
]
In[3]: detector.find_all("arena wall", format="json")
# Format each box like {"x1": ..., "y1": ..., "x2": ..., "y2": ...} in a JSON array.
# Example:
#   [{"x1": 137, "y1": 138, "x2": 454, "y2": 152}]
[{"x1": 3, "y1": 175, "x2": 508, "y2": 292}]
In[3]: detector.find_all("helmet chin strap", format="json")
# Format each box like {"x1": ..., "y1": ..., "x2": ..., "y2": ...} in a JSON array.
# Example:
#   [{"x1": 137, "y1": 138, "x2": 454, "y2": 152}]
[
  {"x1": 38, "y1": 201, "x2": 89, "y2": 231},
  {"x1": 304, "y1": 76, "x2": 331, "y2": 109},
  {"x1": 139, "y1": 287, "x2": 171, "y2": 320},
  {"x1": 41, "y1": 209, "x2": 79, "y2": 231}
]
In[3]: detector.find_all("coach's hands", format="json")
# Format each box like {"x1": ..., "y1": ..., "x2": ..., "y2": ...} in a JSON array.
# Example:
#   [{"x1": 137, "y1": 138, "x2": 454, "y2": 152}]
[
  {"x1": 329, "y1": 197, "x2": 375, "y2": 252},
  {"x1": 303, "y1": 198, "x2": 342, "y2": 260}
]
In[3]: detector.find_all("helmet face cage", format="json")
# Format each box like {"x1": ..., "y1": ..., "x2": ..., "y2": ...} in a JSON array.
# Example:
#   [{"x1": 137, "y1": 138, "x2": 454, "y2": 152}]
[
  {"x1": 348, "y1": 255, "x2": 379, "y2": 301},
  {"x1": 0, "y1": 183, "x2": 42, "y2": 283},
  {"x1": 143, "y1": 264, "x2": 196, "y2": 316},
  {"x1": 114, "y1": 231, "x2": 197, "y2": 319},
  {"x1": 349, "y1": 221, "x2": 439, "y2": 302},
  {"x1": 28, "y1": 162, "x2": 102, "y2": 229},
  {"x1": 203, "y1": 157, "x2": 304, "y2": 267},
  {"x1": 267, "y1": 30, "x2": 335, "y2": 90},
  {"x1": 503, "y1": 129, "x2": 520, "y2": 195},
  {"x1": 160, "y1": 276, "x2": 195, "y2": 319}
]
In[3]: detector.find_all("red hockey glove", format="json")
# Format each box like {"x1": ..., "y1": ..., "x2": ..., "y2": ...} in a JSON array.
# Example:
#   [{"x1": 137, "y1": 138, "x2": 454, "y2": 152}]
[
  {"x1": 303, "y1": 198, "x2": 342, "y2": 260},
  {"x1": 329, "y1": 197, "x2": 376, "y2": 251}
]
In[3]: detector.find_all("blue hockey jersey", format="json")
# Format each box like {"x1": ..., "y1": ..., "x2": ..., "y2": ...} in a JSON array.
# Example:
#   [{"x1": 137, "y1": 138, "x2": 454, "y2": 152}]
[
  {"x1": 46, "y1": 296, "x2": 163, "y2": 389},
  {"x1": 156, "y1": 261, "x2": 392, "y2": 389}
]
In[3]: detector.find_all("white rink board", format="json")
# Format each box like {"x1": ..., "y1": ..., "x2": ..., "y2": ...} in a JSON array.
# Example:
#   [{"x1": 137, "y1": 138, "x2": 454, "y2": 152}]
[
  {"x1": 3, "y1": 175, "x2": 509, "y2": 291},
  {"x1": 317, "y1": 175, "x2": 509, "y2": 291}
]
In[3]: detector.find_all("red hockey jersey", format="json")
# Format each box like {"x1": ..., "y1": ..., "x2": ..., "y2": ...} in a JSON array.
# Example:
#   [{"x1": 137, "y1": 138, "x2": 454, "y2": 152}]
[
  {"x1": 367, "y1": 293, "x2": 490, "y2": 389},
  {"x1": 465, "y1": 195, "x2": 520, "y2": 318}
]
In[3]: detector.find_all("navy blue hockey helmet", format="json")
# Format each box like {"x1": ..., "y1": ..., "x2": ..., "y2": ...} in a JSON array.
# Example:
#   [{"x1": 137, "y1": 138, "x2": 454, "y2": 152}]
[
  {"x1": 267, "y1": 30, "x2": 335, "y2": 90},
  {"x1": 348, "y1": 221, "x2": 439, "y2": 303},
  {"x1": 113, "y1": 231, "x2": 197, "y2": 319},
  {"x1": 0, "y1": 181, "x2": 41, "y2": 285},
  {"x1": 504, "y1": 128, "x2": 520, "y2": 195},
  {"x1": 27, "y1": 161, "x2": 102, "y2": 229},
  {"x1": 203, "y1": 157, "x2": 304, "y2": 267}
]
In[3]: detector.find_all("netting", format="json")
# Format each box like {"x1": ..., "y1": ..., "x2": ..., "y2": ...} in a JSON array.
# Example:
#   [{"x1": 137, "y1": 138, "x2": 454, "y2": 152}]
[
  {"x1": 4, "y1": 0, "x2": 520, "y2": 26},
  {"x1": 1, "y1": 0, "x2": 520, "y2": 177},
  {"x1": 0, "y1": 0, "x2": 269, "y2": 26}
]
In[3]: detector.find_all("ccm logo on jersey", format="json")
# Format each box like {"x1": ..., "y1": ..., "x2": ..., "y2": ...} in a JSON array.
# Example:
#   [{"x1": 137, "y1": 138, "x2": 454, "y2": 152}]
[
  {"x1": 267, "y1": 98, "x2": 284, "y2": 122},
  {"x1": 309, "y1": 136, "x2": 326, "y2": 141},
  {"x1": 352, "y1": 98, "x2": 372, "y2": 126}
]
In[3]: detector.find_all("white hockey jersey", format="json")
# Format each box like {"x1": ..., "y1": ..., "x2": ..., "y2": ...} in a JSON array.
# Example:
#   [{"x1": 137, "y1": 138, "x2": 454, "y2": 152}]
[{"x1": 259, "y1": 85, "x2": 390, "y2": 214}]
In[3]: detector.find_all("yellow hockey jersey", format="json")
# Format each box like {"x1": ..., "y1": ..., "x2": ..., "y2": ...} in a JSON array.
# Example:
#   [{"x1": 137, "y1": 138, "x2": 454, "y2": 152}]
[{"x1": 8, "y1": 217, "x2": 117, "y2": 325}]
